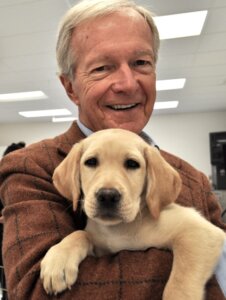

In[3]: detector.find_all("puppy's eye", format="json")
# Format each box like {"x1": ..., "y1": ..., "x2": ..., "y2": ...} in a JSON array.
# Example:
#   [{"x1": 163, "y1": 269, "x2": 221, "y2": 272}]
[
  {"x1": 124, "y1": 159, "x2": 140, "y2": 170},
  {"x1": 84, "y1": 157, "x2": 98, "y2": 168}
]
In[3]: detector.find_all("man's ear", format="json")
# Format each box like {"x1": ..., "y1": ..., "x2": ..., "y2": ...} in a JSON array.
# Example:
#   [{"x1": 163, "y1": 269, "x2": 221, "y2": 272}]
[
  {"x1": 59, "y1": 75, "x2": 80, "y2": 105},
  {"x1": 53, "y1": 142, "x2": 82, "y2": 211},
  {"x1": 144, "y1": 146, "x2": 182, "y2": 219}
]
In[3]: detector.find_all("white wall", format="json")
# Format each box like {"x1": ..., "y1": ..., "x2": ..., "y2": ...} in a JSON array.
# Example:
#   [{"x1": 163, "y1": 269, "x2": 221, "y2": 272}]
[
  {"x1": 1, "y1": 110, "x2": 226, "y2": 177},
  {"x1": 144, "y1": 111, "x2": 226, "y2": 177},
  {"x1": 0, "y1": 122, "x2": 70, "y2": 157}
]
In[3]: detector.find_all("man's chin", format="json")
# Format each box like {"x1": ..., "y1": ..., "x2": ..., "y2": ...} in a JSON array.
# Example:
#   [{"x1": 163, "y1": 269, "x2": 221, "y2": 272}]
[{"x1": 114, "y1": 121, "x2": 147, "y2": 134}]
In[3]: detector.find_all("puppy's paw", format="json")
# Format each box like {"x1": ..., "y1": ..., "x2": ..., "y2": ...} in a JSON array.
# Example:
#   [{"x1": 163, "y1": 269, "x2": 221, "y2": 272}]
[{"x1": 40, "y1": 243, "x2": 80, "y2": 295}]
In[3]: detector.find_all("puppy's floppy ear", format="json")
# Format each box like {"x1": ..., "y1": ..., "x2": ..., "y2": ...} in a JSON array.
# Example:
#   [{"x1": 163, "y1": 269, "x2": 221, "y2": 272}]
[
  {"x1": 53, "y1": 142, "x2": 82, "y2": 211},
  {"x1": 144, "y1": 146, "x2": 182, "y2": 219}
]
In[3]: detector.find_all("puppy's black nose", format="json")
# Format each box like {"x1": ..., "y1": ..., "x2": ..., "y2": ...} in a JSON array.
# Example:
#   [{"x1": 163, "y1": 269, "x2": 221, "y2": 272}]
[{"x1": 96, "y1": 188, "x2": 121, "y2": 209}]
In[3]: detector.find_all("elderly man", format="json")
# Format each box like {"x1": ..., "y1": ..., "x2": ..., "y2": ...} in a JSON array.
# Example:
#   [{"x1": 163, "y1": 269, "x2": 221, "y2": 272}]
[{"x1": 0, "y1": 0, "x2": 225, "y2": 299}]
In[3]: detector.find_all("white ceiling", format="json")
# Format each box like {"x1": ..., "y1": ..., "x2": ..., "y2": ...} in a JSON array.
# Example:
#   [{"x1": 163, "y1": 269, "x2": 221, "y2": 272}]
[{"x1": 0, "y1": 0, "x2": 226, "y2": 124}]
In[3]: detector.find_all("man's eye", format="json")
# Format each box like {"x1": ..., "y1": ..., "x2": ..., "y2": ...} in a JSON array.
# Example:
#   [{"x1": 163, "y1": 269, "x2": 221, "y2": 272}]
[
  {"x1": 84, "y1": 157, "x2": 99, "y2": 167},
  {"x1": 92, "y1": 65, "x2": 108, "y2": 73},
  {"x1": 124, "y1": 159, "x2": 140, "y2": 170},
  {"x1": 134, "y1": 60, "x2": 151, "y2": 67}
]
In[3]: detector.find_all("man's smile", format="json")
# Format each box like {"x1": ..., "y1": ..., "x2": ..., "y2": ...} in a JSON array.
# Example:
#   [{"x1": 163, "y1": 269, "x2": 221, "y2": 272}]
[{"x1": 106, "y1": 103, "x2": 139, "y2": 111}]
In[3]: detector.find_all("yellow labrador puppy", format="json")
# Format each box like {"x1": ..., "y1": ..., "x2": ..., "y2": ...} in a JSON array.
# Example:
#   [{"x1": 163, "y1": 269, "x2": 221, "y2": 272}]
[{"x1": 41, "y1": 129, "x2": 225, "y2": 299}]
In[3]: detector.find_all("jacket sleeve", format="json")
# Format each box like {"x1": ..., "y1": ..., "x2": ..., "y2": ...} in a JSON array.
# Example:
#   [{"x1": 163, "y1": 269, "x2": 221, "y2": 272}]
[
  {"x1": 200, "y1": 172, "x2": 226, "y2": 231},
  {"x1": 0, "y1": 148, "x2": 78, "y2": 299}
]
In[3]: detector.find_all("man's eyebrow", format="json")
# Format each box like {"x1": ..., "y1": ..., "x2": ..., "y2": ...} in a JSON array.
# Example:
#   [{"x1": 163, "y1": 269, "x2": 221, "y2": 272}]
[
  {"x1": 86, "y1": 55, "x2": 111, "y2": 68},
  {"x1": 134, "y1": 49, "x2": 154, "y2": 57}
]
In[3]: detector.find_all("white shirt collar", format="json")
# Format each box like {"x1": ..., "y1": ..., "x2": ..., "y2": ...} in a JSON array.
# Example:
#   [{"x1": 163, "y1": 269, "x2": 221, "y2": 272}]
[
  {"x1": 77, "y1": 118, "x2": 158, "y2": 148},
  {"x1": 77, "y1": 118, "x2": 93, "y2": 137}
]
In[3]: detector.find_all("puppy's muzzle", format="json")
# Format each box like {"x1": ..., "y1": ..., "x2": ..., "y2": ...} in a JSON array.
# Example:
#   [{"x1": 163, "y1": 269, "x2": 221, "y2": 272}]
[{"x1": 95, "y1": 188, "x2": 121, "y2": 217}]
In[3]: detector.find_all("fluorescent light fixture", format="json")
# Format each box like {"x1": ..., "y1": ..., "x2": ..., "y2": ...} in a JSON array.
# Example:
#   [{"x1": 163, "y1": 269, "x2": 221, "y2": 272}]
[
  {"x1": 154, "y1": 10, "x2": 208, "y2": 40},
  {"x1": 156, "y1": 78, "x2": 186, "y2": 91},
  {"x1": 52, "y1": 116, "x2": 77, "y2": 123},
  {"x1": 0, "y1": 91, "x2": 47, "y2": 102},
  {"x1": 19, "y1": 108, "x2": 71, "y2": 118},
  {"x1": 154, "y1": 101, "x2": 179, "y2": 110}
]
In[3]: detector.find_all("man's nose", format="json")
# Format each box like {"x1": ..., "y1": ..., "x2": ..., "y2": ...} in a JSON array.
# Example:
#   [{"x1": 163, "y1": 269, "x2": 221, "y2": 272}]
[{"x1": 111, "y1": 65, "x2": 138, "y2": 94}]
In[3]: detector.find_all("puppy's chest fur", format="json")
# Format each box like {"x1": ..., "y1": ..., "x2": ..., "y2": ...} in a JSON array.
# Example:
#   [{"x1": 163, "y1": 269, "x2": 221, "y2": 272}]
[{"x1": 85, "y1": 206, "x2": 169, "y2": 257}]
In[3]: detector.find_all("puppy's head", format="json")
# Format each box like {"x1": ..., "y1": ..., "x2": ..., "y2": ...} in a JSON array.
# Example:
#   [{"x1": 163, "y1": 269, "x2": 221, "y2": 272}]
[{"x1": 53, "y1": 129, "x2": 181, "y2": 225}]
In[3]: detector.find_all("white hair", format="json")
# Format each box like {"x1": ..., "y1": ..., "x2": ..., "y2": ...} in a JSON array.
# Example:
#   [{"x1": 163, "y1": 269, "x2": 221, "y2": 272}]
[{"x1": 56, "y1": 0, "x2": 160, "y2": 79}]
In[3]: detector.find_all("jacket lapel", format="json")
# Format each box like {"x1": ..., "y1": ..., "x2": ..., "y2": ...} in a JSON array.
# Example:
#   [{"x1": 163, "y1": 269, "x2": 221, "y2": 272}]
[{"x1": 56, "y1": 121, "x2": 86, "y2": 157}]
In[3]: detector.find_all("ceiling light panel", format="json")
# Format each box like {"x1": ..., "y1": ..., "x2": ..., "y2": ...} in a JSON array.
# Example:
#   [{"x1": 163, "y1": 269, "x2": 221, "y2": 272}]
[
  {"x1": 156, "y1": 79, "x2": 186, "y2": 91},
  {"x1": 154, "y1": 10, "x2": 208, "y2": 40},
  {"x1": 154, "y1": 101, "x2": 179, "y2": 110},
  {"x1": 19, "y1": 109, "x2": 71, "y2": 118},
  {"x1": 0, "y1": 91, "x2": 47, "y2": 102}
]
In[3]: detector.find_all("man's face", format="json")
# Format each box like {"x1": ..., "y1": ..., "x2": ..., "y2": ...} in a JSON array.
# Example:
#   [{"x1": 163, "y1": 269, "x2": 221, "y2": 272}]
[{"x1": 61, "y1": 9, "x2": 156, "y2": 133}]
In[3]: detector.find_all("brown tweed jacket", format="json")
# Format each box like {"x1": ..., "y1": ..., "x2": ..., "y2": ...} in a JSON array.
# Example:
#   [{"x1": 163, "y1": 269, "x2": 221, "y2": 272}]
[{"x1": 0, "y1": 122, "x2": 225, "y2": 300}]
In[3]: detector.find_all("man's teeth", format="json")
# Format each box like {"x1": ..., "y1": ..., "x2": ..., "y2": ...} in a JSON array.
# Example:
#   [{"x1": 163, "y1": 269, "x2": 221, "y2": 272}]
[{"x1": 110, "y1": 104, "x2": 137, "y2": 110}]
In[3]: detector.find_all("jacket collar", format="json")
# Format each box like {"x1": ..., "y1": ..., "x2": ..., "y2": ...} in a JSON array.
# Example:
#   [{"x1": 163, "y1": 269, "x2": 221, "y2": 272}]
[{"x1": 56, "y1": 121, "x2": 86, "y2": 156}]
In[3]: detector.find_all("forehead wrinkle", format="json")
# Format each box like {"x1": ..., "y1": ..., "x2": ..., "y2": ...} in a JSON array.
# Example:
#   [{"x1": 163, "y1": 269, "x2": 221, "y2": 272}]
[{"x1": 134, "y1": 49, "x2": 154, "y2": 59}]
